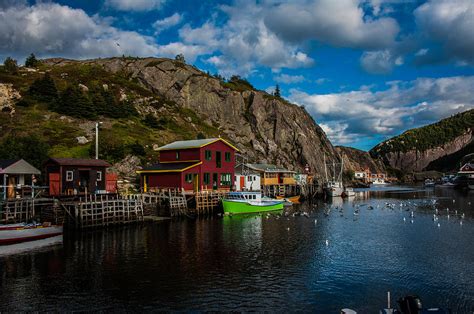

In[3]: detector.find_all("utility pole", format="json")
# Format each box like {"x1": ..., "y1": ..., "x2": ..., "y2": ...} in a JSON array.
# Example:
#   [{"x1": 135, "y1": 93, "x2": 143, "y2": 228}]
[{"x1": 95, "y1": 122, "x2": 103, "y2": 159}]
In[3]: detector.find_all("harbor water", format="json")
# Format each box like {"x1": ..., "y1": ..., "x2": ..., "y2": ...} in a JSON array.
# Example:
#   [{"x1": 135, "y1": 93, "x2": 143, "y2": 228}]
[{"x1": 1, "y1": 186, "x2": 473, "y2": 312}]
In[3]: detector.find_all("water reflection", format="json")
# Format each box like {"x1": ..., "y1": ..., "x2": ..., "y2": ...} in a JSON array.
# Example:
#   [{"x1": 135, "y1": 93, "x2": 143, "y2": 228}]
[{"x1": 0, "y1": 186, "x2": 473, "y2": 312}]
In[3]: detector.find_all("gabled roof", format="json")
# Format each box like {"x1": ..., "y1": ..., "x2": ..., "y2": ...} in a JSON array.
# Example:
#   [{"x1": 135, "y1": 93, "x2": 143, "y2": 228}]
[
  {"x1": 137, "y1": 161, "x2": 202, "y2": 173},
  {"x1": 459, "y1": 163, "x2": 474, "y2": 173},
  {"x1": 157, "y1": 138, "x2": 239, "y2": 152},
  {"x1": 0, "y1": 159, "x2": 41, "y2": 175},
  {"x1": 47, "y1": 158, "x2": 111, "y2": 167},
  {"x1": 245, "y1": 163, "x2": 296, "y2": 174}
]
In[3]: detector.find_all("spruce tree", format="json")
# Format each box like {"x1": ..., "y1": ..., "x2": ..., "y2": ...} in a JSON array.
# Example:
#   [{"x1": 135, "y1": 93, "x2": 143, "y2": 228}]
[
  {"x1": 274, "y1": 84, "x2": 281, "y2": 98},
  {"x1": 29, "y1": 73, "x2": 58, "y2": 103},
  {"x1": 3, "y1": 57, "x2": 18, "y2": 74},
  {"x1": 58, "y1": 86, "x2": 97, "y2": 119},
  {"x1": 25, "y1": 53, "x2": 40, "y2": 67}
]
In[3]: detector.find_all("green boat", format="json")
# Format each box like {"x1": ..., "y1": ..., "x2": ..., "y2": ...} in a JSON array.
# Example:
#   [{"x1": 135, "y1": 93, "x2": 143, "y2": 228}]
[{"x1": 222, "y1": 192, "x2": 284, "y2": 215}]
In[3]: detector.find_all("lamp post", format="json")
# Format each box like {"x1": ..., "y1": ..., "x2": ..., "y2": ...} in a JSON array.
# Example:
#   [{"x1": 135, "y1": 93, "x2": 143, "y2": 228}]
[{"x1": 95, "y1": 122, "x2": 103, "y2": 159}]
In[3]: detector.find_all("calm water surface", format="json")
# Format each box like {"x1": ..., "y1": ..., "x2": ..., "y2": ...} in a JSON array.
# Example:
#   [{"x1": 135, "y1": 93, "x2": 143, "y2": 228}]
[{"x1": 1, "y1": 186, "x2": 473, "y2": 312}]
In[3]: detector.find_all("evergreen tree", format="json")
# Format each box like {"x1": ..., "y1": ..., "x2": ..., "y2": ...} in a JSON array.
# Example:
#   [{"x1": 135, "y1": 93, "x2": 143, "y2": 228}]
[
  {"x1": 3, "y1": 57, "x2": 18, "y2": 74},
  {"x1": 0, "y1": 135, "x2": 49, "y2": 169},
  {"x1": 274, "y1": 84, "x2": 281, "y2": 97},
  {"x1": 58, "y1": 86, "x2": 97, "y2": 119},
  {"x1": 89, "y1": 86, "x2": 107, "y2": 116},
  {"x1": 175, "y1": 53, "x2": 186, "y2": 63},
  {"x1": 25, "y1": 53, "x2": 40, "y2": 67},
  {"x1": 143, "y1": 113, "x2": 159, "y2": 128},
  {"x1": 29, "y1": 73, "x2": 58, "y2": 103}
]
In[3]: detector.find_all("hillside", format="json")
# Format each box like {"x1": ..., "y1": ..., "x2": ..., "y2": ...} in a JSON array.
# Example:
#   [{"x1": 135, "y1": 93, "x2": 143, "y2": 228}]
[
  {"x1": 370, "y1": 109, "x2": 474, "y2": 172},
  {"x1": 0, "y1": 56, "x2": 339, "y2": 183},
  {"x1": 336, "y1": 146, "x2": 386, "y2": 174}
]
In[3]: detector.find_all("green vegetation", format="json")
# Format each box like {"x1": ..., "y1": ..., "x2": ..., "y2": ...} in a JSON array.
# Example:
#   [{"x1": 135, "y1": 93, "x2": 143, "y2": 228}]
[
  {"x1": 371, "y1": 109, "x2": 474, "y2": 157},
  {"x1": 221, "y1": 75, "x2": 255, "y2": 92},
  {"x1": 3, "y1": 57, "x2": 18, "y2": 74},
  {"x1": 0, "y1": 135, "x2": 49, "y2": 169},
  {"x1": 25, "y1": 53, "x2": 40, "y2": 68}
]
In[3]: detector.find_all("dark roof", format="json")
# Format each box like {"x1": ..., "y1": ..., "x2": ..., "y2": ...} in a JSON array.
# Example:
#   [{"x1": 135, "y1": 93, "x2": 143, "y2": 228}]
[
  {"x1": 158, "y1": 138, "x2": 239, "y2": 151},
  {"x1": 0, "y1": 160, "x2": 17, "y2": 169},
  {"x1": 137, "y1": 162, "x2": 201, "y2": 173},
  {"x1": 47, "y1": 158, "x2": 111, "y2": 167},
  {"x1": 246, "y1": 163, "x2": 296, "y2": 173}
]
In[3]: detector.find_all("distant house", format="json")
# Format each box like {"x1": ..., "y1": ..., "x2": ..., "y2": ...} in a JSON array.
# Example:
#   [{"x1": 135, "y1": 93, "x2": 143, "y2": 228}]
[
  {"x1": 0, "y1": 159, "x2": 41, "y2": 200},
  {"x1": 237, "y1": 163, "x2": 296, "y2": 188},
  {"x1": 354, "y1": 168, "x2": 386, "y2": 183},
  {"x1": 44, "y1": 158, "x2": 117, "y2": 196},
  {"x1": 459, "y1": 163, "x2": 474, "y2": 174},
  {"x1": 137, "y1": 138, "x2": 238, "y2": 192},
  {"x1": 235, "y1": 166, "x2": 261, "y2": 191}
]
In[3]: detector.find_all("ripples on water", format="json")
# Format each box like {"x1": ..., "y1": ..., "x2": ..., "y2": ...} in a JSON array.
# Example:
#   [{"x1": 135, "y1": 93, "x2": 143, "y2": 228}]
[{"x1": 0, "y1": 186, "x2": 473, "y2": 312}]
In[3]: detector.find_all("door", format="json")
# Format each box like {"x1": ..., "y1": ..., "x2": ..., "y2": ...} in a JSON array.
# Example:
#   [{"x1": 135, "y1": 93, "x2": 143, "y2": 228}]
[
  {"x1": 240, "y1": 176, "x2": 245, "y2": 191},
  {"x1": 78, "y1": 170, "x2": 90, "y2": 194},
  {"x1": 49, "y1": 173, "x2": 61, "y2": 196},
  {"x1": 213, "y1": 173, "x2": 218, "y2": 190}
]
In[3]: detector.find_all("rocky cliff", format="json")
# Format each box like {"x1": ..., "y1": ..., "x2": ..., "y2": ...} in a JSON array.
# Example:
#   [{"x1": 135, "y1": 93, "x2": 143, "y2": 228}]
[
  {"x1": 17, "y1": 57, "x2": 339, "y2": 181},
  {"x1": 335, "y1": 146, "x2": 386, "y2": 173},
  {"x1": 370, "y1": 109, "x2": 474, "y2": 172}
]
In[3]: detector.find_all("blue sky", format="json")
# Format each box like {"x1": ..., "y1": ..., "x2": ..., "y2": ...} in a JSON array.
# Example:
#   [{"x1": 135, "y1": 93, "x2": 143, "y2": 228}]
[{"x1": 1, "y1": 0, "x2": 473, "y2": 150}]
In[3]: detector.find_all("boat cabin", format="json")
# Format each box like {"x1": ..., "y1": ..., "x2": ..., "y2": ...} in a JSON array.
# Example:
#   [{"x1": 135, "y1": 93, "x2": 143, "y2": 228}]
[
  {"x1": 44, "y1": 158, "x2": 117, "y2": 196},
  {"x1": 0, "y1": 159, "x2": 41, "y2": 200},
  {"x1": 137, "y1": 138, "x2": 238, "y2": 192},
  {"x1": 226, "y1": 191, "x2": 262, "y2": 202}
]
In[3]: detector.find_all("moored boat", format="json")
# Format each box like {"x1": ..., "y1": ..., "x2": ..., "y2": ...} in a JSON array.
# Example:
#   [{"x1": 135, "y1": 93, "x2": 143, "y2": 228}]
[
  {"x1": 325, "y1": 181, "x2": 344, "y2": 197},
  {"x1": 342, "y1": 187, "x2": 355, "y2": 197},
  {"x1": 276, "y1": 195, "x2": 301, "y2": 204},
  {"x1": 223, "y1": 192, "x2": 284, "y2": 214},
  {"x1": 0, "y1": 223, "x2": 63, "y2": 245},
  {"x1": 424, "y1": 179, "x2": 435, "y2": 187},
  {"x1": 372, "y1": 178, "x2": 387, "y2": 185}
]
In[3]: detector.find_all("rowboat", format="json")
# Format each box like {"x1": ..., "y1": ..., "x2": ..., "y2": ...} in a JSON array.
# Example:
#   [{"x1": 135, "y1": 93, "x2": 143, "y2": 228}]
[
  {"x1": 276, "y1": 195, "x2": 301, "y2": 204},
  {"x1": 223, "y1": 192, "x2": 284, "y2": 214},
  {"x1": 0, "y1": 223, "x2": 63, "y2": 245}
]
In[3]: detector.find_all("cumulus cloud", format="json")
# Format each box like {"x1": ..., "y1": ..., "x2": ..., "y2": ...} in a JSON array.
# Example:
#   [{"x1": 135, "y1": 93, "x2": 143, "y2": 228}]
[
  {"x1": 153, "y1": 13, "x2": 183, "y2": 34},
  {"x1": 264, "y1": 0, "x2": 400, "y2": 50},
  {"x1": 274, "y1": 74, "x2": 305, "y2": 84},
  {"x1": 414, "y1": 0, "x2": 474, "y2": 65},
  {"x1": 105, "y1": 0, "x2": 166, "y2": 12},
  {"x1": 289, "y1": 76, "x2": 474, "y2": 146},
  {"x1": 0, "y1": 3, "x2": 159, "y2": 61},
  {"x1": 360, "y1": 49, "x2": 403, "y2": 74}
]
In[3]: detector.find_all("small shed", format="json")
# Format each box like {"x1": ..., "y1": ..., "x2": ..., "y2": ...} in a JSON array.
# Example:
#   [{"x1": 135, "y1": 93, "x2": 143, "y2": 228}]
[
  {"x1": 234, "y1": 166, "x2": 261, "y2": 191},
  {"x1": 44, "y1": 158, "x2": 116, "y2": 196},
  {"x1": 0, "y1": 159, "x2": 41, "y2": 200}
]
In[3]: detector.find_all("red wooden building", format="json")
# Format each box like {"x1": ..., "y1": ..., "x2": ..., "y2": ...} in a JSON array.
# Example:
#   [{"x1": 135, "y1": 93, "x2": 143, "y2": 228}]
[
  {"x1": 44, "y1": 158, "x2": 117, "y2": 196},
  {"x1": 137, "y1": 138, "x2": 239, "y2": 192}
]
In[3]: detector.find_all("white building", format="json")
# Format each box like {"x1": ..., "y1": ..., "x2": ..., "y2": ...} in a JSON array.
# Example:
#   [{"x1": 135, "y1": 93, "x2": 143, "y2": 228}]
[{"x1": 235, "y1": 173, "x2": 261, "y2": 191}]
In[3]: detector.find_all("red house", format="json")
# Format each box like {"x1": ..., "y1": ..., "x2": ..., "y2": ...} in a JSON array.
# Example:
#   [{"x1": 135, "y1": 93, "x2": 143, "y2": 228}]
[{"x1": 137, "y1": 138, "x2": 239, "y2": 192}]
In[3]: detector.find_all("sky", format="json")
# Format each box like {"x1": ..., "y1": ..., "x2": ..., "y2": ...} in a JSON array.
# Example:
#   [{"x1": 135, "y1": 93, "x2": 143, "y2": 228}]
[{"x1": 0, "y1": 0, "x2": 473, "y2": 150}]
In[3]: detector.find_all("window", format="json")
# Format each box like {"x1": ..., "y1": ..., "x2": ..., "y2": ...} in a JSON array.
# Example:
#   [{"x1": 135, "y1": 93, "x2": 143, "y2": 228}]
[
  {"x1": 203, "y1": 173, "x2": 210, "y2": 185},
  {"x1": 205, "y1": 150, "x2": 212, "y2": 161},
  {"x1": 97, "y1": 171, "x2": 102, "y2": 181},
  {"x1": 66, "y1": 171, "x2": 74, "y2": 182},
  {"x1": 248, "y1": 175, "x2": 253, "y2": 181},
  {"x1": 176, "y1": 151, "x2": 180, "y2": 160},
  {"x1": 216, "y1": 151, "x2": 222, "y2": 168},
  {"x1": 185, "y1": 173, "x2": 193, "y2": 183},
  {"x1": 220, "y1": 173, "x2": 232, "y2": 186},
  {"x1": 225, "y1": 152, "x2": 231, "y2": 162}
]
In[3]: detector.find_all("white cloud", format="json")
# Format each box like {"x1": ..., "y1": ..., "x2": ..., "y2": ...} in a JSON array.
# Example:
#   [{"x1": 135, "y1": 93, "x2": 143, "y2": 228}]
[
  {"x1": 0, "y1": 3, "x2": 159, "y2": 61},
  {"x1": 289, "y1": 76, "x2": 474, "y2": 145},
  {"x1": 414, "y1": 0, "x2": 474, "y2": 65},
  {"x1": 360, "y1": 49, "x2": 403, "y2": 74},
  {"x1": 152, "y1": 13, "x2": 183, "y2": 34},
  {"x1": 105, "y1": 0, "x2": 166, "y2": 12},
  {"x1": 155, "y1": 42, "x2": 211, "y2": 63},
  {"x1": 264, "y1": 0, "x2": 400, "y2": 50},
  {"x1": 274, "y1": 74, "x2": 305, "y2": 84}
]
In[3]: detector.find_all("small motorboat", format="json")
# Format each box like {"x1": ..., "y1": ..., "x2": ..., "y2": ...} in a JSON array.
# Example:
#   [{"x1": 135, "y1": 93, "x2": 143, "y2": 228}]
[
  {"x1": 424, "y1": 179, "x2": 435, "y2": 187},
  {"x1": 342, "y1": 187, "x2": 355, "y2": 197},
  {"x1": 276, "y1": 195, "x2": 301, "y2": 204},
  {"x1": 372, "y1": 178, "x2": 387, "y2": 185},
  {"x1": 223, "y1": 192, "x2": 284, "y2": 215},
  {"x1": 0, "y1": 223, "x2": 63, "y2": 245}
]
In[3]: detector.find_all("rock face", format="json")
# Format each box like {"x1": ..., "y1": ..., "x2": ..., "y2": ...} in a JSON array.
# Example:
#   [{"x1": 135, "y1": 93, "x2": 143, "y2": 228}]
[
  {"x1": 380, "y1": 130, "x2": 473, "y2": 172},
  {"x1": 44, "y1": 57, "x2": 339, "y2": 182},
  {"x1": 0, "y1": 83, "x2": 20, "y2": 116},
  {"x1": 336, "y1": 146, "x2": 386, "y2": 173}
]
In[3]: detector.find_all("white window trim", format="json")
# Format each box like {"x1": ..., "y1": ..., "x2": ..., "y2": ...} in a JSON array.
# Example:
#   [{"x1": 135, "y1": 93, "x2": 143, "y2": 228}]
[
  {"x1": 97, "y1": 171, "x2": 102, "y2": 181},
  {"x1": 66, "y1": 171, "x2": 74, "y2": 182}
]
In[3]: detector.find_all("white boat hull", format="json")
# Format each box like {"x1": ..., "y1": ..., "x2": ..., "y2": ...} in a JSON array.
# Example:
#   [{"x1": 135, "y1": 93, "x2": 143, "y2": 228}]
[
  {"x1": 0, "y1": 225, "x2": 63, "y2": 245},
  {"x1": 327, "y1": 187, "x2": 344, "y2": 197}
]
